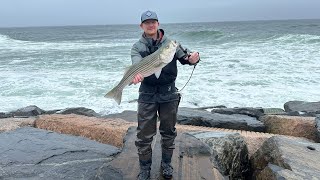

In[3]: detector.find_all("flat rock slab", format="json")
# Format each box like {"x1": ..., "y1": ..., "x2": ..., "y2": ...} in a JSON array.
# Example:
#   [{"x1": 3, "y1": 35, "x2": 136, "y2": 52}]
[
  {"x1": 251, "y1": 136, "x2": 320, "y2": 179},
  {"x1": 109, "y1": 126, "x2": 224, "y2": 180},
  {"x1": 0, "y1": 127, "x2": 121, "y2": 179},
  {"x1": 178, "y1": 107, "x2": 265, "y2": 132},
  {"x1": 0, "y1": 117, "x2": 35, "y2": 132}
]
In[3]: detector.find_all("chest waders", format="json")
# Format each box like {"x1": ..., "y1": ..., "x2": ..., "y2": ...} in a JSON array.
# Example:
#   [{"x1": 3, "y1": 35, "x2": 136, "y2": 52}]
[{"x1": 136, "y1": 41, "x2": 179, "y2": 179}]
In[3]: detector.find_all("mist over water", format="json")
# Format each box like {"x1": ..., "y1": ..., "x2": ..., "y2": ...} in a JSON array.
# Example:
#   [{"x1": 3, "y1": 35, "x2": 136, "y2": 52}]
[{"x1": 1, "y1": 19, "x2": 320, "y2": 114}]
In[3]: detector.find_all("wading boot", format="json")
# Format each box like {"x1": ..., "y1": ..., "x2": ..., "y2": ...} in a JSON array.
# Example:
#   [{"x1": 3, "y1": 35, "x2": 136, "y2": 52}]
[
  {"x1": 161, "y1": 161, "x2": 173, "y2": 179},
  {"x1": 161, "y1": 152, "x2": 173, "y2": 179},
  {"x1": 137, "y1": 159, "x2": 151, "y2": 180}
]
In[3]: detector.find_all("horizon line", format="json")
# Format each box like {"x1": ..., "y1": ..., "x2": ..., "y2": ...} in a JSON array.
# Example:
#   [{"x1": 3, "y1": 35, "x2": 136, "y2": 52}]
[{"x1": 0, "y1": 18, "x2": 319, "y2": 29}]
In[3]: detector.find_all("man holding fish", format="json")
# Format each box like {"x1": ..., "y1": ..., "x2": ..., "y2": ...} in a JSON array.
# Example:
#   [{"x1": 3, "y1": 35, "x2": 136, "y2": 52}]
[
  {"x1": 132, "y1": 10, "x2": 199, "y2": 180},
  {"x1": 105, "y1": 10, "x2": 199, "y2": 180}
]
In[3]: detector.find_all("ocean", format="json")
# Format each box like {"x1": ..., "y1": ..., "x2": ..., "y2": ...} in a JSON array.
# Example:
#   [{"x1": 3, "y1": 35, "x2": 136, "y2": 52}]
[{"x1": 1, "y1": 19, "x2": 320, "y2": 115}]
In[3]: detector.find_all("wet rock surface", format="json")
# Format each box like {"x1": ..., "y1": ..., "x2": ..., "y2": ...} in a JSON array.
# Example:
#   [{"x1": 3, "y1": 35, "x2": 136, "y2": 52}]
[
  {"x1": 177, "y1": 107, "x2": 265, "y2": 132},
  {"x1": 0, "y1": 127, "x2": 121, "y2": 179}
]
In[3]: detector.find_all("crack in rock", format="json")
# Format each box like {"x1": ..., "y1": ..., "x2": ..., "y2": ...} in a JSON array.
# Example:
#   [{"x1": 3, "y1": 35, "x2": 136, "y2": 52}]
[{"x1": 35, "y1": 150, "x2": 89, "y2": 165}]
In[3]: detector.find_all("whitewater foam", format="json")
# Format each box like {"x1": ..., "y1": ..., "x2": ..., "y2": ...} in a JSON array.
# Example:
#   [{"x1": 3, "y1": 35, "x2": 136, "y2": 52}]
[{"x1": 1, "y1": 20, "x2": 320, "y2": 114}]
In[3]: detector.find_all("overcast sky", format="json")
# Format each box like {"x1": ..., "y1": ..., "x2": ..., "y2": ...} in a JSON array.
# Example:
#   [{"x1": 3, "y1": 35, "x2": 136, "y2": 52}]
[{"x1": 1, "y1": 0, "x2": 320, "y2": 27}]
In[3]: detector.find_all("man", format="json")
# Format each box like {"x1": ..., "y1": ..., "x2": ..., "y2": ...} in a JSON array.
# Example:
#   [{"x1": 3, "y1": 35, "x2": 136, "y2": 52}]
[{"x1": 131, "y1": 10, "x2": 199, "y2": 180}]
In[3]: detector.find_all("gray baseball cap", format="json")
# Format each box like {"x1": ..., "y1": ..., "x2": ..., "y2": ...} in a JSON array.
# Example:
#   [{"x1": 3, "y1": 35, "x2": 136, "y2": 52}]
[{"x1": 141, "y1": 10, "x2": 158, "y2": 23}]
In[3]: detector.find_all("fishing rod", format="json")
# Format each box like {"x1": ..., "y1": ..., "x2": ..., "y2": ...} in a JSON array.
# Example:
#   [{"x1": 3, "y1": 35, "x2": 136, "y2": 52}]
[{"x1": 177, "y1": 44, "x2": 200, "y2": 92}]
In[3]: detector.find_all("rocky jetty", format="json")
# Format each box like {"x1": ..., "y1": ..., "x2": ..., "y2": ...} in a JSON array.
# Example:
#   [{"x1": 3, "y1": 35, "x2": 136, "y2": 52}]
[{"x1": 1, "y1": 100, "x2": 320, "y2": 179}]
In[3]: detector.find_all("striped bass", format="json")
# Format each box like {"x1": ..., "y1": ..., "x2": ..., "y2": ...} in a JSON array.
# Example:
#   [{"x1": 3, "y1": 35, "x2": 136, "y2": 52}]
[{"x1": 105, "y1": 40, "x2": 179, "y2": 104}]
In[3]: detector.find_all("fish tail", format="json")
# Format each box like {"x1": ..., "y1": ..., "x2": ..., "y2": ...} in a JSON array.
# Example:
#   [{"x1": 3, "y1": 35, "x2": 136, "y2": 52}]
[{"x1": 104, "y1": 87, "x2": 123, "y2": 105}]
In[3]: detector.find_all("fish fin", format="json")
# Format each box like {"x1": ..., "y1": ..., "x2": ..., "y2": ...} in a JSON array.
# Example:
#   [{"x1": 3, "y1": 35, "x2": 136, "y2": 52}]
[
  {"x1": 104, "y1": 87, "x2": 123, "y2": 105},
  {"x1": 154, "y1": 69, "x2": 162, "y2": 78}
]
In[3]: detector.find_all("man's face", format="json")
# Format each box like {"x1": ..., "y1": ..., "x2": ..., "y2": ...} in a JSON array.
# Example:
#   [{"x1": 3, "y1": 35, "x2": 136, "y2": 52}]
[{"x1": 140, "y1": 19, "x2": 159, "y2": 36}]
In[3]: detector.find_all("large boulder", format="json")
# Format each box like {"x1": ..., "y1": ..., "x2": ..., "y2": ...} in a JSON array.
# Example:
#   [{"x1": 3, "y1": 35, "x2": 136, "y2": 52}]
[
  {"x1": 102, "y1": 110, "x2": 137, "y2": 122},
  {"x1": 176, "y1": 124, "x2": 273, "y2": 158},
  {"x1": 55, "y1": 107, "x2": 100, "y2": 117},
  {"x1": 251, "y1": 136, "x2": 320, "y2": 179},
  {"x1": 178, "y1": 132, "x2": 225, "y2": 179},
  {"x1": 284, "y1": 101, "x2": 320, "y2": 114},
  {"x1": 35, "y1": 114, "x2": 135, "y2": 147},
  {"x1": 211, "y1": 107, "x2": 289, "y2": 118},
  {"x1": 0, "y1": 112, "x2": 13, "y2": 119},
  {"x1": 10, "y1": 105, "x2": 45, "y2": 117},
  {"x1": 211, "y1": 107, "x2": 264, "y2": 118},
  {"x1": 188, "y1": 131, "x2": 250, "y2": 179},
  {"x1": 0, "y1": 117, "x2": 35, "y2": 132},
  {"x1": 0, "y1": 127, "x2": 121, "y2": 179},
  {"x1": 178, "y1": 107, "x2": 265, "y2": 132},
  {"x1": 260, "y1": 115, "x2": 318, "y2": 142}
]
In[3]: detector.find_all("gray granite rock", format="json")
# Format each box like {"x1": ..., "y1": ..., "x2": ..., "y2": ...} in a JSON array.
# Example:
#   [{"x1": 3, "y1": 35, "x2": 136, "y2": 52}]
[
  {"x1": 0, "y1": 127, "x2": 122, "y2": 179},
  {"x1": 284, "y1": 101, "x2": 320, "y2": 114},
  {"x1": 10, "y1": 105, "x2": 45, "y2": 117},
  {"x1": 102, "y1": 110, "x2": 137, "y2": 122},
  {"x1": 178, "y1": 107, "x2": 265, "y2": 132},
  {"x1": 251, "y1": 136, "x2": 320, "y2": 179},
  {"x1": 0, "y1": 112, "x2": 13, "y2": 119},
  {"x1": 261, "y1": 108, "x2": 286, "y2": 115},
  {"x1": 56, "y1": 107, "x2": 100, "y2": 117},
  {"x1": 211, "y1": 107, "x2": 264, "y2": 118},
  {"x1": 188, "y1": 131, "x2": 250, "y2": 179}
]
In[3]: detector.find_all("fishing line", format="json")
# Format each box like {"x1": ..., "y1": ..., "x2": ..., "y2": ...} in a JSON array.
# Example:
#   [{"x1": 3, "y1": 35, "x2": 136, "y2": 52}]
[
  {"x1": 178, "y1": 63, "x2": 197, "y2": 92},
  {"x1": 177, "y1": 44, "x2": 200, "y2": 92}
]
